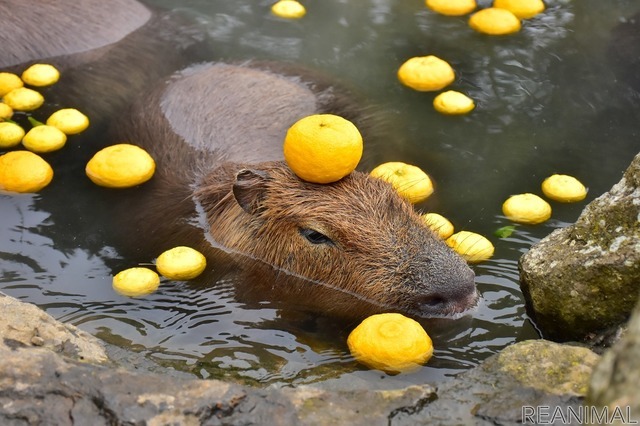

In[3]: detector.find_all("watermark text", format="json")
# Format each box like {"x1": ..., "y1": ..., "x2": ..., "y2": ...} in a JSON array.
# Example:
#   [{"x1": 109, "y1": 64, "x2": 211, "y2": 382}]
[{"x1": 522, "y1": 405, "x2": 638, "y2": 425}]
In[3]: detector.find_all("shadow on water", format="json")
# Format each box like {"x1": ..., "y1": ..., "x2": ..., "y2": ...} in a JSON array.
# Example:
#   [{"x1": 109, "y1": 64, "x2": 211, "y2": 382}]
[{"x1": 2, "y1": 0, "x2": 640, "y2": 389}]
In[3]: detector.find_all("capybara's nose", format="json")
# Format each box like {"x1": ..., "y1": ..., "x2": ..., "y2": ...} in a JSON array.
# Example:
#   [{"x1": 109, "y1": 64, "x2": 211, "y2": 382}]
[{"x1": 417, "y1": 267, "x2": 477, "y2": 317}]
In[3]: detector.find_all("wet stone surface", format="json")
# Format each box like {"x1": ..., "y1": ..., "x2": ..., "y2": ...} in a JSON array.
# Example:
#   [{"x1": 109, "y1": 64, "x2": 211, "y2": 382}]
[{"x1": 0, "y1": 293, "x2": 603, "y2": 426}]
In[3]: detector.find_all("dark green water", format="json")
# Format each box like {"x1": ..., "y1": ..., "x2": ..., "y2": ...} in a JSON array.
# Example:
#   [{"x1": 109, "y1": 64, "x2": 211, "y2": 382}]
[{"x1": 1, "y1": 0, "x2": 639, "y2": 390}]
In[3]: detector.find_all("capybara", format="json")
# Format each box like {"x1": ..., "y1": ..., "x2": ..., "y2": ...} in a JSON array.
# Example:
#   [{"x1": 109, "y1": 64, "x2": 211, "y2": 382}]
[{"x1": 114, "y1": 62, "x2": 478, "y2": 318}]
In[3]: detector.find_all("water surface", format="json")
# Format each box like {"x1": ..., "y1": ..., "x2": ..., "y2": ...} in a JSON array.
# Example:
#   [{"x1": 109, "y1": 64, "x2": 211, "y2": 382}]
[{"x1": 1, "y1": 0, "x2": 639, "y2": 390}]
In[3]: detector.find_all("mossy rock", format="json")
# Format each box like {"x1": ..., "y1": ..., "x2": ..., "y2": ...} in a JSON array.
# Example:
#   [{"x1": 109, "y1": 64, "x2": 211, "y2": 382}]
[{"x1": 519, "y1": 152, "x2": 640, "y2": 341}]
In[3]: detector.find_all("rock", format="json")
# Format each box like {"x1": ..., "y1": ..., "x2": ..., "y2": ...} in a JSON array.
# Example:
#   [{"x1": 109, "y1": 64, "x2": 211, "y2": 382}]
[
  {"x1": 1, "y1": 293, "x2": 600, "y2": 425},
  {"x1": 519, "y1": 152, "x2": 640, "y2": 341},
  {"x1": 0, "y1": 292, "x2": 108, "y2": 364},
  {"x1": 2, "y1": 335, "x2": 597, "y2": 425},
  {"x1": 0, "y1": 291, "x2": 606, "y2": 425},
  {"x1": 392, "y1": 340, "x2": 600, "y2": 425},
  {"x1": 0, "y1": 293, "x2": 436, "y2": 425},
  {"x1": 282, "y1": 385, "x2": 436, "y2": 426},
  {"x1": 0, "y1": 344, "x2": 437, "y2": 425},
  {"x1": 587, "y1": 295, "x2": 640, "y2": 422}
]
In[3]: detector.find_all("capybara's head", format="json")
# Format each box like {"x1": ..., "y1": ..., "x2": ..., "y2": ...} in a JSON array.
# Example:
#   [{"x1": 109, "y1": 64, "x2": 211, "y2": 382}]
[{"x1": 196, "y1": 161, "x2": 477, "y2": 318}]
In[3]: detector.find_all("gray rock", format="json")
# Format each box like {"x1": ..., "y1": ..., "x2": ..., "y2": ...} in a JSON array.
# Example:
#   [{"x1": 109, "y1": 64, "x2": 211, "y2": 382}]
[
  {"x1": 519, "y1": 152, "x2": 640, "y2": 341},
  {"x1": 0, "y1": 344, "x2": 437, "y2": 425},
  {"x1": 393, "y1": 340, "x2": 600, "y2": 425},
  {"x1": 588, "y1": 295, "x2": 640, "y2": 423},
  {"x1": 2, "y1": 335, "x2": 597, "y2": 425},
  {"x1": 1, "y1": 293, "x2": 601, "y2": 425},
  {"x1": 0, "y1": 292, "x2": 437, "y2": 425},
  {"x1": 0, "y1": 292, "x2": 108, "y2": 364}
]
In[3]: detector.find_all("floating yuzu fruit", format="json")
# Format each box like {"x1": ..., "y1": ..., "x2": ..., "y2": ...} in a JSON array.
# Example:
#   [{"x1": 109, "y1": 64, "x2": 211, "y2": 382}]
[
  {"x1": 112, "y1": 267, "x2": 160, "y2": 297},
  {"x1": 469, "y1": 7, "x2": 521, "y2": 35},
  {"x1": 502, "y1": 193, "x2": 551, "y2": 224},
  {"x1": 446, "y1": 231, "x2": 494, "y2": 263},
  {"x1": 493, "y1": 0, "x2": 545, "y2": 19},
  {"x1": 156, "y1": 246, "x2": 207, "y2": 280},
  {"x1": 283, "y1": 114, "x2": 363, "y2": 184},
  {"x1": 0, "y1": 122, "x2": 25, "y2": 148},
  {"x1": 47, "y1": 108, "x2": 90, "y2": 135},
  {"x1": 397, "y1": 56, "x2": 455, "y2": 92},
  {"x1": 0, "y1": 103, "x2": 13, "y2": 121},
  {"x1": 0, "y1": 73, "x2": 23, "y2": 97},
  {"x1": 271, "y1": 0, "x2": 306, "y2": 19},
  {"x1": 86, "y1": 143, "x2": 156, "y2": 188},
  {"x1": 541, "y1": 174, "x2": 587, "y2": 203},
  {"x1": 3, "y1": 87, "x2": 45, "y2": 111},
  {"x1": 433, "y1": 90, "x2": 475, "y2": 115},
  {"x1": 22, "y1": 125, "x2": 67, "y2": 153},
  {"x1": 426, "y1": 0, "x2": 476, "y2": 16},
  {"x1": 21, "y1": 64, "x2": 60, "y2": 87},
  {"x1": 0, "y1": 150, "x2": 53, "y2": 193},
  {"x1": 370, "y1": 162, "x2": 434, "y2": 204},
  {"x1": 347, "y1": 313, "x2": 433, "y2": 374},
  {"x1": 422, "y1": 213, "x2": 455, "y2": 239}
]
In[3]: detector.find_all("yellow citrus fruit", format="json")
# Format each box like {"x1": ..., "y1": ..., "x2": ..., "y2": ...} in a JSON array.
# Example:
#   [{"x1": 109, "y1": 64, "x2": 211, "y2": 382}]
[
  {"x1": 422, "y1": 213, "x2": 454, "y2": 239},
  {"x1": 541, "y1": 174, "x2": 587, "y2": 203},
  {"x1": 3, "y1": 87, "x2": 45, "y2": 111},
  {"x1": 433, "y1": 90, "x2": 475, "y2": 115},
  {"x1": 86, "y1": 143, "x2": 156, "y2": 188},
  {"x1": 493, "y1": 0, "x2": 545, "y2": 19},
  {"x1": 469, "y1": 7, "x2": 521, "y2": 35},
  {"x1": 283, "y1": 114, "x2": 363, "y2": 184},
  {"x1": 271, "y1": 0, "x2": 306, "y2": 19},
  {"x1": 397, "y1": 56, "x2": 455, "y2": 92},
  {"x1": 22, "y1": 125, "x2": 67, "y2": 153},
  {"x1": 370, "y1": 162, "x2": 434, "y2": 203},
  {"x1": 46, "y1": 108, "x2": 90, "y2": 135},
  {"x1": 0, "y1": 150, "x2": 53, "y2": 193},
  {"x1": 0, "y1": 103, "x2": 13, "y2": 121},
  {"x1": 446, "y1": 231, "x2": 494, "y2": 263},
  {"x1": 502, "y1": 193, "x2": 552, "y2": 224},
  {"x1": 348, "y1": 313, "x2": 433, "y2": 374},
  {"x1": 112, "y1": 267, "x2": 160, "y2": 297},
  {"x1": 156, "y1": 246, "x2": 207, "y2": 280},
  {"x1": 0, "y1": 122, "x2": 26, "y2": 148},
  {"x1": 0, "y1": 73, "x2": 24, "y2": 97},
  {"x1": 21, "y1": 64, "x2": 60, "y2": 87},
  {"x1": 426, "y1": 0, "x2": 476, "y2": 16}
]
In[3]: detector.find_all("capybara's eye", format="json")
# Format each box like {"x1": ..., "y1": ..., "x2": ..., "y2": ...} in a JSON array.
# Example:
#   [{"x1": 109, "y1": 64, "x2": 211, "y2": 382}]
[{"x1": 299, "y1": 228, "x2": 334, "y2": 246}]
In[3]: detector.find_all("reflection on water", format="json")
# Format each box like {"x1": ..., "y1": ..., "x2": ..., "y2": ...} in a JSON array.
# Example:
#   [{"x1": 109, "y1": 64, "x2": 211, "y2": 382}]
[{"x1": 1, "y1": 0, "x2": 639, "y2": 389}]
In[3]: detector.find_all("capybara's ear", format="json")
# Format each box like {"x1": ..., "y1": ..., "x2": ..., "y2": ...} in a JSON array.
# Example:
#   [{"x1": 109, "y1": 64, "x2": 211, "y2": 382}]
[{"x1": 232, "y1": 169, "x2": 270, "y2": 214}]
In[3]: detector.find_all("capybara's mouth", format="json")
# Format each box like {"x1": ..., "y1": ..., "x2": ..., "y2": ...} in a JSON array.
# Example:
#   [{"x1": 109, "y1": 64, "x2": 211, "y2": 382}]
[{"x1": 447, "y1": 289, "x2": 480, "y2": 318}]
